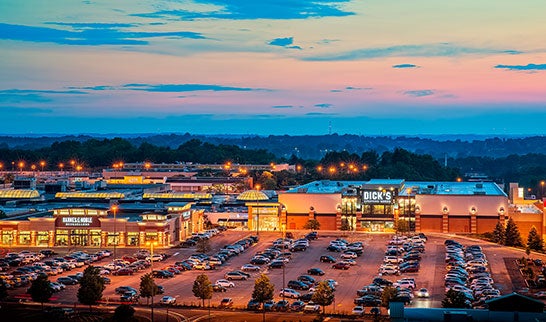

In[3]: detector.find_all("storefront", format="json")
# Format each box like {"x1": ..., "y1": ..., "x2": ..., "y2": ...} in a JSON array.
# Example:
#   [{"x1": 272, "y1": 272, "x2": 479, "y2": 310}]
[{"x1": 0, "y1": 205, "x2": 204, "y2": 248}]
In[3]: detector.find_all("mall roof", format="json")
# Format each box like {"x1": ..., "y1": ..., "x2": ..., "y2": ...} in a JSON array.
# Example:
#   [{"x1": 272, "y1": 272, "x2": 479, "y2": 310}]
[
  {"x1": 285, "y1": 180, "x2": 506, "y2": 196},
  {"x1": 0, "y1": 189, "x2": 40, "y2": 199},
  {"x1": 401, "y1": 181, "x2": 507, "y2": 197},
  {"x1": 285, "y1": 180, "x2": 369, "y2": 194},
  {"x1": 55, "y1": 192, "x2": 126, "y2": 199}
]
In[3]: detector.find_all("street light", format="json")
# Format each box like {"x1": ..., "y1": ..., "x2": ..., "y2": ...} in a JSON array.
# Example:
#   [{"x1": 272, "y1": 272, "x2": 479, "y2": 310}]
[
  {"x1": 40, "y1": 161, "x2": 45, "y2": 171},
  {"x1": 541, "y1": 181, "x2": 545, "y2": 198},
  {"x1": 111, "y1": 205, "x2": 118, "y2": 259},
  {"x1": 146, "y1": 240, "x2": 159, "y2": 273}
]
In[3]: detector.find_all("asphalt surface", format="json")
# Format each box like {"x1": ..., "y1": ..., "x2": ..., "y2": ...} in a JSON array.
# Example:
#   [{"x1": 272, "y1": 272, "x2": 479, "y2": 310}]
[{"x1": 6, "y1": 230, "x2": 546, "y2": 319}]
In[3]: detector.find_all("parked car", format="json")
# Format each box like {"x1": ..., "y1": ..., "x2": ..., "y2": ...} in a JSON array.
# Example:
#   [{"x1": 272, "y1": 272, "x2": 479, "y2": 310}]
[
  {"x1": 320, "y1": 255, "x2": 336, "y2": 263},
  {"x1": 241, "y1": 264, "x2": 261, "y2": 272},
  {"x1": 57, "y1": 277, "x2": 78, "y2": 285},
  {"x1": 212, "y1": 284, "x2": 227, "y2": 292},
  {"x1": 290, "y1": 300, "x2": 305, "y2": 311},
  {"x1": 160, "y1": 296, "x2": 176, "y2": 305},
  {"x1": 215, "y1": 279, "x2": 235, "y2": 288},
  {"x1": 303, "y1": 303, "x2": 320, "y2": 313},
  {"x1": 247, "y1": 299, "x2": 260, "y2": 310},
  {"x1": 219, "y1": 298, "x2": 233, "y2": 307},
  {"x1": 279, "y1": 288, "x2": 301, "y2": 299},
  {"x1": 332, "y1": 262, "x2": 350, "y2": 270},
  {"x1": 307, "y1": 268, "x2": 325, "y2": 276},
  {"x1": 352, "y1": 305, "x2": 365, "y2": 316}
]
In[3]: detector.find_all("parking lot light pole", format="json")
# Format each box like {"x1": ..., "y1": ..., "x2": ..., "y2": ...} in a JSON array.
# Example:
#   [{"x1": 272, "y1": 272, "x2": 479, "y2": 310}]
[{"x1": 147, "y1": 240, "x2": 158, "y2": 273}]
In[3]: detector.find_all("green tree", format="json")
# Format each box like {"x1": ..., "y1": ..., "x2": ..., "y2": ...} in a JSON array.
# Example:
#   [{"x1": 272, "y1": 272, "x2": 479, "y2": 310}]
[
  {"x1": 395, "y1": 219, "x2": 410, "y2": 234},
  {"x1": 77, "y1": 265, "x2": 106, "y2": 311},
  {"x1": 442, "y1": 290, "x2": 468, "y2": 308},
  {"x1": 0, "y1": 210, "x2": 7, "y2": 219},
  {"x1": 505, "y1": 217, "x2": 523, "y2": 247},
  {"x1": 28, "y1": 274, "x2": 53, "y2": 310},
  {"x1": 196, "y1": 238, "x2": 212, "y2": 254},
  {"x1": 139, "y1": 273, "x2": 159, "y2": 321},
  {"x1": 304, "y1": 219, "x2": 321, "y2": 231},
  {"x1": 252, "y1": 274, "x2": 274, "y2": 322},
  {"x1": 0, "y1": 280, "x2": 9, "y2": 302},
  {"x1": 380, "y1": 285, "x2": 398, "y2": 308},
  {"x1": 491, "y1": 221, "x2": 505, "y2": 244},
  {"x1": 527, "y1": 226, "x2": 544, "y2": 251},
  {"x1": 192, "y1": 274, "x2": 213, "y2": 307},
  {"x1": 113, "y1": 304, "x2": 136, "y2": 322},
  {"x1": 340, "y1": 218, "x2": 350, "y2": 231},
  {"x1": 311, "y1": 281, "x2": 335, "y2": 314}
]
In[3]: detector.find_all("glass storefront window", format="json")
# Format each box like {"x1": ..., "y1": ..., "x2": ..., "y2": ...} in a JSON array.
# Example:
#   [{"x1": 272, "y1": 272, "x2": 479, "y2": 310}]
[
  {"x1": 1, "y1": 230, "x2": 15, "y2": 246},
  {"x1": 90, "y1": 230, "x2": 101, "y2": 247},
  {"x1": 145, "y1": 233, "x2": 158, "y2": 242},
  {"x1": 19, "y1": 232, "x2": 31, "y2": 245},
  {"x1": 37, "y1": 232, "x2": 49, "y2": 246},
  {"x1": 127, "y1": 232, "x2": 139, "y2": 246},
  {"x1": 56, "y1": 230, "x2": 68, "y2": 246}
]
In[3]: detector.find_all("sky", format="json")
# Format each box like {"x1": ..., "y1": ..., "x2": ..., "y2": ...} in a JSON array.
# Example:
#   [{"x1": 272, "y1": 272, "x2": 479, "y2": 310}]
[{"x1": 1, "y1": 0, "x2": 546, "y2": 136}]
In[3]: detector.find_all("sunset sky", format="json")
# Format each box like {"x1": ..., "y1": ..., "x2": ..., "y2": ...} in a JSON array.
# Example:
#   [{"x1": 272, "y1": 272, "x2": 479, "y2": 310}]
[{"x1": 1, "y1": 0, "x2": 545, "y2": 135}]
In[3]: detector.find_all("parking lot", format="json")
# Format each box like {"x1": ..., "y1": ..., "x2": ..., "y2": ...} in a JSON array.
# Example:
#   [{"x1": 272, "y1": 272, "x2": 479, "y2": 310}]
[{"x1": 4, "y1": 229, "x2": 546, "y2": 316}]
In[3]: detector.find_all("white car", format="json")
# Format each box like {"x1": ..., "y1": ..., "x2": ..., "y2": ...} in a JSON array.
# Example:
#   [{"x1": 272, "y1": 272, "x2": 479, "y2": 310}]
[
  {"x1": 341, "y1": 252, "x2": 357, "y2": 259},
  {"x1": 160, "y1": 296, "x2": 176, "y2": 305},
  {"x1": 241, "y1": 264, "x2": 261, "y2": 272},
  {"x1": 303, "y1": 303, "x2": 320, "y2": 313},
  {"x1": 352, "y1": 305, "x2": 365, "y2": 315},
  {"x1": 279, "y1": 288, "x2": 301, "y2": 299},
  {"x1": 379, "y1": 267, "x2": 400, "y2": 275},
  {"x1": 416, "y1": 288, "x2": 429, "y2": 298},
  {"x1": 215, "y1": 279, "x2": 235, "y2": 288}
]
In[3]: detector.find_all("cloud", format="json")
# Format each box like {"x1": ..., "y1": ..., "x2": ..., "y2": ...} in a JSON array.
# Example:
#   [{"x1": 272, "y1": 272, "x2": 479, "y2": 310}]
[
  {"x1": 330, "y1": 89, "x2": 343, "y2": 93},
  {"x1": 393, "y1": 64, "x2": 419, "y2": 69},
  {"x1": 0, "y1": 23, "x2": 205, "y2": 46},
  {"x1": 268, "y1": 37, "x2": 301, "y2": 50},
  {"x1": 0, "y1": 106, "x2": 53, "y2": 114},
  {"x1": 303, "y1": 43, "x2": 522, "y2": 61},
  {"x1": 314, "y1": 103, "x2": 333, "y2": 108},
  {"x1": 269, "y1": 37, "x2": 294, "y2": 47},
  {"x1": 404, "y1": 90, "x2": 435, "y2": 97},
  {"x1": 133, "y1": 0, "x2": 354, "y2": 20},
  {"x1": 272, "y1": 105, "x2": 294, "y2": 109},
  {"x1": 0, "y1": 89, "x2": 87, "y2": 103},
  {"x1": 331, "y1": 87, "x2": 372, "y2": 92},
  {"x1": 70, "y1": 83, "x2": 264, "y2": 92},
  {"x1": 494, "y1": 63, "x2": 546, "y2": 71},
  {"x1": 122, "y1": 83, "x2": 260, "y2": 92}
]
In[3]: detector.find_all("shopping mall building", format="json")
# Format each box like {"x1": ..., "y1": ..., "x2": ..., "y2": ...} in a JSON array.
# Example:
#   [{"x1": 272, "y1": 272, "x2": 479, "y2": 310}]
[
  {"x1": 0, "y1": 191, "x2": 205, "y2": 248},
  {"x1": 278, "y1": 179, "x2": 512, "y2": 234},
  {"x1": 1, "y1": 178, "x2": 544, "y2": 248}
]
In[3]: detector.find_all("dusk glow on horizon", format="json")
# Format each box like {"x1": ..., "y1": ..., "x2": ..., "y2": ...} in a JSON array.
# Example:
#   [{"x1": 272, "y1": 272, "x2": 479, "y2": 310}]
[{"x1": 1, "y1": 0, "x2": 546, "y2": 135}]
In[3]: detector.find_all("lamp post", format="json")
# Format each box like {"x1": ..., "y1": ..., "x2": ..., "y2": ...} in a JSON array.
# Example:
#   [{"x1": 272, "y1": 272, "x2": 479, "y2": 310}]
[
  {"x1": 111, "y1": 205, "x2": 118, "y2": 259},
  {"x1": 541, "y1": 181, "x2": 545, "y2": 198},
  {"x1": 147, "y1": 240, "x2": 158, "y2": 273}
]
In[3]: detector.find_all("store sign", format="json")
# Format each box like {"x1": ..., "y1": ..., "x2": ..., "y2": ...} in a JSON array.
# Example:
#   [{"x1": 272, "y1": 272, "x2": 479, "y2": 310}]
[
  {"x1": 61, "y1": 217, "x2": 93, "y2": 226},
  {"x1": 362, "y1": 190, "x2": 395, "y2": 205}
]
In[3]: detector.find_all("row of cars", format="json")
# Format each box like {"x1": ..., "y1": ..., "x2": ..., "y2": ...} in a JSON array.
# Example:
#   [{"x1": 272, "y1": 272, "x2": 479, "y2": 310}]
[
  {"x1": 351, "y1": 234, "x2": 428, "y2": 315},
  {"x1": 243, "y1": 231, "x2": 324, "y2": 313},
  {"x1": 444, "y1": 240, "x2": 500, "y2": 308},
  {"x1": 1, "y1": 249, "x2": 112, "y2": 290}
]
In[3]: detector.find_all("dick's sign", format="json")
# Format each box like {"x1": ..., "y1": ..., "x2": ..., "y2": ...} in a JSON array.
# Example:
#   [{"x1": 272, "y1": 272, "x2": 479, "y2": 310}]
[{"x1": 362, "y1": 190, "x2": 395, "y2": 204}]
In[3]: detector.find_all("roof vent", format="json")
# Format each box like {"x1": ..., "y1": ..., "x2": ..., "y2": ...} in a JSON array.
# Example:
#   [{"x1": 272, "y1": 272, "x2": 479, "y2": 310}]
[{"x1": 476, "y1": 183, "x2": 483, "y2": 189}]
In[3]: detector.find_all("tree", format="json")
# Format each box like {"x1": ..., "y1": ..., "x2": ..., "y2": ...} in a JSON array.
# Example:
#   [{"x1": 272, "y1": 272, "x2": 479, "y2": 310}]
[
  {"x1": 304, "y1": 219, "x2": 320, "y2": 231},
  {"x1": 395, "y1": 219, "x2": 410, "y2": 234},
  {"x1": 527, "y1": 226, "x2": 544, "y2": 251},
  {"x1": 196, "y1": 238, "x2": 212, "y2": 254},
  {"x1": 491, "y1": 221, "x2": 505, "y2": 244},
  {"x1": 252, "y1": 274, "x2": 274, "y2": 322},
  {"x1": 192, "y1": 274, "x2": 213, "y2": 307},
  {"x1": 77, "y1": 265, "x2": 106, "y2": 311},
  {"x1": 442, "y1": 290, "x2": 469, "y2": 308},
  {"x1": 380, "y1": 285, "x2": 398, "y2": 307},
  {"x1": 140, "y1": 273, "x2": 159, "y2": 321},
  {"x1": 0, "y1": 210, "x2": 7, "y2": 219},
  {"x1": 113, "y1": 304, "x2": 136, "y2": 322},
  {"x1": 0, "y1": 280, "x2": 9, "y2": 303},
  {"x1": 504, "y1": 217, "x2": 523, "y2": 247},
  {"x1": 340, "y1": 218, "x2": 350, "y2": 231},
  {"x1": 311, "y1": 281, "x2": 335, "y2": 314},
  {"x1": 28, "y1": 274, "x2": 53, "y2": 310}
]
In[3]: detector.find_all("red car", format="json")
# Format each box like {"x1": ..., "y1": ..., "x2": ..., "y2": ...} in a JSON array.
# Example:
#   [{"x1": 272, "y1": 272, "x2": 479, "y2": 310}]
[
  {"x1": 113, "y1": 268, "x2": 134, "y2": 276},
  {"x1": 122, "y1": 256, "x2": 138, "y2": 263},
  {"x1": 332, "y1": 262, "x2": 350, "y2": 270}
]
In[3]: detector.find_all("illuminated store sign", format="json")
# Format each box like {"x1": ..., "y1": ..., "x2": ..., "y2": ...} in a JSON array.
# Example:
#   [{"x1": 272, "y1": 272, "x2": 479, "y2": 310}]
[
  {"x1": 362, "y1": 190, "x2": 395, "y2": 205},
  {"x1": 61, "y1": 217, "x2": 93, "y2": 226}
]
